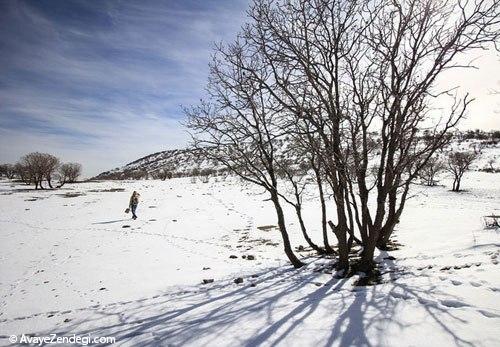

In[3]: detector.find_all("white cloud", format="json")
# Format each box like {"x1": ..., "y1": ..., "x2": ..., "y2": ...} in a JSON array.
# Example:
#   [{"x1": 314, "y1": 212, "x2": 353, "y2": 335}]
[{"x1": 0, "y1": 0, "x2": 249, "y2": 176}]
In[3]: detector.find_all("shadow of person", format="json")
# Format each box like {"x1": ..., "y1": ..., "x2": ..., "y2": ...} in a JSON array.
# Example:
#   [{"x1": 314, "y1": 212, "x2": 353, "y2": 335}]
[{"x1": 92, "y1": 219, "x2": 129, "y2": 225}]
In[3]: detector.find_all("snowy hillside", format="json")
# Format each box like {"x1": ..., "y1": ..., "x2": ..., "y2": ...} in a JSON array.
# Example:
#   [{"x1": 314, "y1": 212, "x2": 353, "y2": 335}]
[
  {"x1": 0, "y1": 169, "x2": 499, "y2": 346},
  {"x1": 94, "y1": 133, "x2": 500, "y2": 180},
  {"x1": 93, "y1": 148, "x2": 227, "y2": 180}
]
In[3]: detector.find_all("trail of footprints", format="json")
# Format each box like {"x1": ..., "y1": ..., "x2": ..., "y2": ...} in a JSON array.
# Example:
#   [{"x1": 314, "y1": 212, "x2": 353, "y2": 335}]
[
  {"x1": 386, "y1": 250, "x2": 500, "y2": 319},
  {"x1": 0, "y1": 234, "x2": 77, "y2": 314},
  {"x1": 372, "y1": 262, "x2": 500, "y2": 319},
  {"x1": 0, "y1": 265, "x2": 275, "y2": 326}
]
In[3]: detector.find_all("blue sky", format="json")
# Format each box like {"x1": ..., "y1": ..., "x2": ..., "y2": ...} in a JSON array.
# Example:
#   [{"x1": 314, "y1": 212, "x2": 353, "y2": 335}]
[
  {"x1": 0, "y1": 0, "x2": 498, "y2": 177},
  {"x1": 0, "y1": 0, "x2": 249, "y2": 176}
]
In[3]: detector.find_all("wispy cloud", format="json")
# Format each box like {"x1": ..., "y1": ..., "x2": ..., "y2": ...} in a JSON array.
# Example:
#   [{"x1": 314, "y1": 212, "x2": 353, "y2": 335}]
[
  {"x1": 0, "y1": 0, "x2": 498, "y2": 177},
  {"x1": 0, "y1": 0, "x2": 249, "y2": 176}
]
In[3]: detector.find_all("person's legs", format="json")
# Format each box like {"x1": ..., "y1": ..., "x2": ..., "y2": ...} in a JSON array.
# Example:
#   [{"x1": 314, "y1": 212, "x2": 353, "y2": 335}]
[{"x1": 131, "y1": 204, "x2": 137, "y2": 219}]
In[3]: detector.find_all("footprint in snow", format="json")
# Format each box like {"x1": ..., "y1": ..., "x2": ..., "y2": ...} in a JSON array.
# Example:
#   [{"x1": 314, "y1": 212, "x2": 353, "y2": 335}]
[
  {"x1": 390, "y1": 291, "x2": 411, "y2": 300},
  {"x1": 417, "y1": 297, "x2": 438, "y2": 307},
  {"x1": 440, "y1": 299, "x2": 469, "y2": 308},
  {"x1": 478, "y1": 310, "x2": 500, "y2": 318},
  {"x1": 451, "y1": 280, "x2": 462, "y2": 286},
  {"x1": 469, "y1": 281, "x2": 482, "y2": 287}
]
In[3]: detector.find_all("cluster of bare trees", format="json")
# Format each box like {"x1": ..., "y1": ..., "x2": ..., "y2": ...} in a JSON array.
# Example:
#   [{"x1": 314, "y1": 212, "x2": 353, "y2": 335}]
[
  {"x1": 151, "y1": 169, "x2": 173, "y2": 180},
  {"x1": 1, "y1": 152, "x2": 82, "y2": 189},
  {"x1": 187, "y1": 0, "x2": 500, "y2": 273},
  {"x1": 419, "y1": 149, "x2": 480, "y2": 189}
]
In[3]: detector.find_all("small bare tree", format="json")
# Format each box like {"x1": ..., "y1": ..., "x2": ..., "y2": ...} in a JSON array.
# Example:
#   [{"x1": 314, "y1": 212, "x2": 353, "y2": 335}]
[
  {"x1": 14, "y1": 162, "x2": 32, "y2": 185},
  {"x1": 0, "y1": 164, "x2": 16, "y2": 179},
  {"x1": 485, "y1": 158, "x2": 497, "y2": 172},
  {"x1": 58, "y1": 162, "x2": 82, "y2": 186},
  {"x1": 446, "y1": 151, "x2": 479, "y2": 191},
  {"x1": 420, "y1": 157, "x2": 446, "y2": 186},
  {"x1": 156, "y1": 168, "x2": 173, "y2": 180}
]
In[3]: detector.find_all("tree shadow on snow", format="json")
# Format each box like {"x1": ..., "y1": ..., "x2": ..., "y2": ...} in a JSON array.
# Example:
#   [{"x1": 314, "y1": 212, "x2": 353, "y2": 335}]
[{"x1": 40, "y1": 258, "x2": 476, "y2": 347}]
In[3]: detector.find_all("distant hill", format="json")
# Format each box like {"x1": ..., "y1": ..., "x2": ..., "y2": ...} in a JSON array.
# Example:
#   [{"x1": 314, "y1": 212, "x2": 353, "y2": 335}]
[
  {"x1": 93, "y1": 130, "x2": 500, "y2": 180},
  {"x1": 93, "y1": 147, "x2": 226, "y2": 180}
]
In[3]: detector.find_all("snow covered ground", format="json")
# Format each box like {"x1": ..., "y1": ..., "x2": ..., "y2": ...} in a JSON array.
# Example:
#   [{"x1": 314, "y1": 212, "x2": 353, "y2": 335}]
[{"x1": 0, "y1": 171, "x2": 499, "y2": 347}]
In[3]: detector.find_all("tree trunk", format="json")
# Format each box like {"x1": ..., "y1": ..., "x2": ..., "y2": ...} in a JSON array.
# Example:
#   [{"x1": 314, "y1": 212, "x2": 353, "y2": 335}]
[
  {"x1": 376, "y1": 219, "x2": 397, "y2": 250},
  {"x1": 452, "y1": 176, "x2": 459, "y2": 191},
  {"x1": 295, "y1": 205, "x2": 324, "y2": 254},
  {"x1": 358, "y1": 223, "x2": 382, "y2": 273},
  {"x1": 315, "y1": 172, "x2": 335, "y2": 254},
  {"x1": 328, "y1": 221, "x2": 349, "y2": 273},
  {"x1": 359, "y1": 238, "x2": 377, "y2": 273},
  {"x1": 377, "y1": 186, "x2": 407, "y2": 249},
  {"x1": 271, "y1": 193, "x2": 304, "y2": 268}
]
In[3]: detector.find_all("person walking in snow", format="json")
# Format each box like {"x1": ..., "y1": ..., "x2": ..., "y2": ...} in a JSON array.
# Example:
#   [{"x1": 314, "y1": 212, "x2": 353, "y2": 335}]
[{"x1": 129, "y1": 191, "x2": 140, "y2": 220}]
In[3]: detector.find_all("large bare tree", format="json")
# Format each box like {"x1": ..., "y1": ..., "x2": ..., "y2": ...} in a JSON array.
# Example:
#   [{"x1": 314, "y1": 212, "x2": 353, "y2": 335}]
[
  {"x1": 243, "y1": 0, "x2": 499, "y2": 272},
  {"x1": 188, "y1": 0, "x2": 499, "y2": 272}
]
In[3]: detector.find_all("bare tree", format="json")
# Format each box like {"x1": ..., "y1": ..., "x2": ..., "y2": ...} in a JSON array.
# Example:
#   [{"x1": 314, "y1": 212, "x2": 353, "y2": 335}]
[
  {"x1": 14, "y1": 162, "x2": 32, "y2": 185},
  {"x1": 58, "y1": 162, "x2": 82, "y2": 186},
  {"x1": 0, "y1": 164, "x2": 16, "y2": 179},
  {"x1": 446, "y1": 151, "x2": 479, "y2": 191},
  {"x1": 243, "y1": 0, "x2": 499, "y2": 272},
  {"x1": 155, "y1": 168, "x2": 173, "y2": 180},
  {"x1": 486, "y1": 158, "x2": 497, "y2": 172},
  {"x1": 420, "y1": 157, "x2": 446, "y2": 186},
  {"x1": 188, "y1": 0, "x2": 499, "y2": 273}
]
